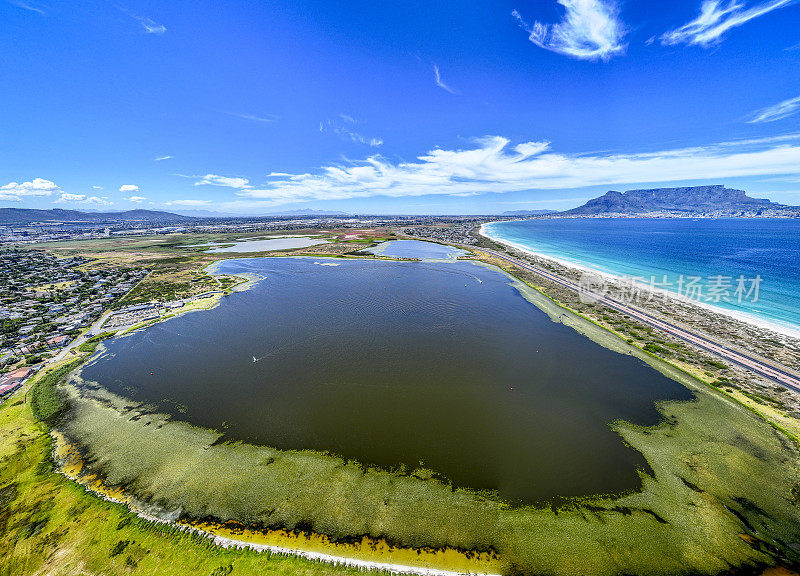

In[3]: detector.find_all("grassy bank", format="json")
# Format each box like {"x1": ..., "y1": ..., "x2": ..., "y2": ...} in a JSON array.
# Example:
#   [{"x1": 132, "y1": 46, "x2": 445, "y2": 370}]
[{"x1": 0, "y1": 363, "x2": 402, "y2": 576}]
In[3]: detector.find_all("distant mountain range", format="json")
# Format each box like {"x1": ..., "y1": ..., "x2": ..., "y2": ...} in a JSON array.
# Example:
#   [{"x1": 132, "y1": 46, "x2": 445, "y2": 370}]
[
  {"x1": 501, "y1": 209, "x2": 558, "y2": 216},
  {"x1": 2, "y1": 188, "x2": 796, "y2": 225},
  {"x1": 170, "y1": 208, "x2": 351, "y2": 218},
  {"x1": 565, "y1": 185, "x2": 792, "y2": 216},
  {"x1": 0, "y1": 208, "x2": 193, "y2": 226},
  {"x1": 0, "y1": 207, "x2": 355, "y2": 225}
]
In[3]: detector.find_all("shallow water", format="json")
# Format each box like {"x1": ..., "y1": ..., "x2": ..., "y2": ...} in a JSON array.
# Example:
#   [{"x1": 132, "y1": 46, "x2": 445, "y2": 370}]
[
  {"x1": 77, "y1": 257, "x2": 692, "y2": 504},
  {"x1": 367, "y1": 239, "x2": 467, "y2": 260},
  {"x1": 192, "y1": 237, "x2": 327, "y2": 252}
]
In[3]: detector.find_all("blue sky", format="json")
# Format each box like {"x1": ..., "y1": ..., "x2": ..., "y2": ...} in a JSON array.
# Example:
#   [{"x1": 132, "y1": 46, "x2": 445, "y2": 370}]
[{"x1": 2, "y1": 0, "x2": 800, "y2": 215}]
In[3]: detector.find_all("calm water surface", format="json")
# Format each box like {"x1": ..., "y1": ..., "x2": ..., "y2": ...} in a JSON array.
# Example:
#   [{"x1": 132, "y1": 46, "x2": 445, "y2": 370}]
[
  {"x1": 368, "y1": 239, "x2": 467, "y2": 259},
  {"x1": 79, "y1": 257, "x2": 692, "y2": 504},
  {"x1": 192, "y1": 237, "x2": 327, "y2": 252}
]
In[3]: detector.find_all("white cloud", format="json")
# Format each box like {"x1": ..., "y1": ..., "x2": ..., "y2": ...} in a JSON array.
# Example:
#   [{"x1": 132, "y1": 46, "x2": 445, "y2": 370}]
[
  {"x1": 195, "y1": 174, "x2": 252, "y2": 188},
  {"x1": 661, "y1": 0, "x2": 793, "y2": 46},
  {"x1": 119, "y1": 184, "x2": 140, "y2": 192},
  {"x1": 433, "y1": 64, "x2": 457, "y2": 94},
  {"x1": 165, "y1": 199, "x2": 212, "y2": 206},
  {"x1": 85, "y1": 196, "x2": 113, "y2": 205},
  {"x1": 154, "y1": 155, "x2": 173, "y2": 161},
  {"x1": 512, "y1": 0, "x2": 627, "y2": 61},
  {"x1": 53, "y1": 193, "x2": 113, "y2": 206},
  {"x1": 219, "y1": 134, "x2": 800, "y2": 208},
  {"x1": 748, "y1": 96, "x2": 800, "y2": 123},
  {"x1": 92, "y1": 185, "x2": 103, "y2": 190},
  {"x1": 54, "y1": 193, "x2": 86, "y2": 203},
  {"x1": 0, "y1": 178, "x2": 61, "y2": 201},
  {"x1": 127, "y1": 196, "x2": 147, "y2": 203}
]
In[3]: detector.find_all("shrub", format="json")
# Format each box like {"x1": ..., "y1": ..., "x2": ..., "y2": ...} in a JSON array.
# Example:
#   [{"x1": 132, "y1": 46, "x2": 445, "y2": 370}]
[
  {"x1": 29, "y1": 359, "x2": 83, "y2": 425},
  {"x1": 643, "y1": 343, "x2": 666, "y2": 354}
]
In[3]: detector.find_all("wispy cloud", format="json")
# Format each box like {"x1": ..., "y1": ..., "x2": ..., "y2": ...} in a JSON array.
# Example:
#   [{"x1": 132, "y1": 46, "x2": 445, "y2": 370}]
[
  {"x1": 512, "y1": 0, "x2": 627, "y2": 61},
  {"x1": 154, "y1": 155, "x2": 173, "y2": 161},
  {"x1": 54, "y1": 193, "x2": 85, "y2": 203},
  {"x1": 661, "y1": 0, "x2": 794, "y2": 46},
  {"x1": 85, "y1": 196, "x2": 113, "y2": 205},
  {"x1": 213, "y1": 134, "x2": 800, "y2": 208},
  {"x1": 320, "y1": 117, "x2": 383, "y2": 147},
  {"x1": 139, "y1": 18, "x2": 165, "y2": 34},
  {"x1": 127, "y1": 196, "x2": 146, "y2": 203},
  {"x1": 227, "y1": 112, "x2": 280, "y2": 124},
  {"x1": 0, "y1": 178, "x2": 61, "y2": 201},
  {"x1": 166, "y1": 199, "x2": 212, "y2": 206},
  {"x1": 118, "y1": 7, "x2": 166, "y2": 34},
  {"x1": 195, "y1": 174, "x2": 252, "y2": 188},
  {"x1": 6, "y1": 0, "x2": 45, "y2": 14},
  {"x1": 748, "y1": 96, "x2": 800, "y2": 123},
  {"x1": 119, "y1": 184, "x2": 139, "y2": 193},
  {"x1": 432, "y1": 64, "x2": 457, "y2": 94}
]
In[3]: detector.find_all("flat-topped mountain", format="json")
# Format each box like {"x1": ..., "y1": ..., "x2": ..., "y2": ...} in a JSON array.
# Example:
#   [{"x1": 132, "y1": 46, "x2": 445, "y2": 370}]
[
  {"x1": 0, "y1": 208, "x2": 194, "y2": 225},
  {"x1": 565, "y1": 185, "x2": 787, "y2": 216}
]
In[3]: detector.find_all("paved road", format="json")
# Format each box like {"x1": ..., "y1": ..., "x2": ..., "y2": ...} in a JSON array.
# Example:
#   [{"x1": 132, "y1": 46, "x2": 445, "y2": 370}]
[
  {"x1": 460, "y1": 242, "x2": 800, "y2": 393},
  {"x1": 49, "y1": 310, "x2": 113, "y2": 364}
]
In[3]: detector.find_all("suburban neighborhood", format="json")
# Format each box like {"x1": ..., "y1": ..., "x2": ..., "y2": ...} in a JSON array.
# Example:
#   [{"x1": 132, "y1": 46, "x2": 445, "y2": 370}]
[{"x1": 0, "y1": 248, "x2": 146, "y2": 399}]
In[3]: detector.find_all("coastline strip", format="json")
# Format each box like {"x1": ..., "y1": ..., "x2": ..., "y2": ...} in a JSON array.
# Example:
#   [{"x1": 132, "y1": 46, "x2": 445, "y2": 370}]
[
  {"x1": 480, "y1": 222, "x2": 800, "y2": 339},
  {"x1": 477, "y1": 224, "x2": 800, "y2": 392}
]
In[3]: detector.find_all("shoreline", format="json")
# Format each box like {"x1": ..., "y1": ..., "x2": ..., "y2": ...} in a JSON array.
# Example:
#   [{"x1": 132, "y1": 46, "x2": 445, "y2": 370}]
[
  {"x1": 52, "y1": 428, "x2": 499, "y2": 576},
  {"x1": 479, "y1": 222, "x2": 800, "y2": 340}
]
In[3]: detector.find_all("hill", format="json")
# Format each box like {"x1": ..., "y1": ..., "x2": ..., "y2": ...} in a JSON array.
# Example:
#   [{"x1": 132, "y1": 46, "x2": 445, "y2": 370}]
[
  {"x1": 565, "y1": 185, "x2": 788, "y2": 216},
  {"x1": 0, "y1": 208, "x2": 194, "y2": 225}
]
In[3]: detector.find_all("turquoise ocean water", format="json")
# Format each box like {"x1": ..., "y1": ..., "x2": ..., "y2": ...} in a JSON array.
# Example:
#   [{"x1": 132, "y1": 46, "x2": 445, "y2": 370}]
[{"x1": 483, "y1": 219, "x2": 800, "y2": 334}]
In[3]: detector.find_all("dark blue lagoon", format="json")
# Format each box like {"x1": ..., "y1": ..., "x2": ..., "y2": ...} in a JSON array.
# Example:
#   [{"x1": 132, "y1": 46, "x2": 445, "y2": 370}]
[
  {"x1": 77, "y1": 257, "x2": 692, "y2": 504},
  {"x1": 485, "y1": 218, "x2": 800, "y2": 333}
]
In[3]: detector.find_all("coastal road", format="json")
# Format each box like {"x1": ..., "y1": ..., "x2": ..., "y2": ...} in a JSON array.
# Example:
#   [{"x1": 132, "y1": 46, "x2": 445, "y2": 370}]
[{"x1": 460, "y1": 243, "x2": 800, "y2": 394}]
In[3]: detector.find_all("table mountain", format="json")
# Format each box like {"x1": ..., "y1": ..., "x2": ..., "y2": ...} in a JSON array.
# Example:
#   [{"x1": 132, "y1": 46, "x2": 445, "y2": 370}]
[{"x1": 565, "y1": 185, "x2": 787, "y2": 216}]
